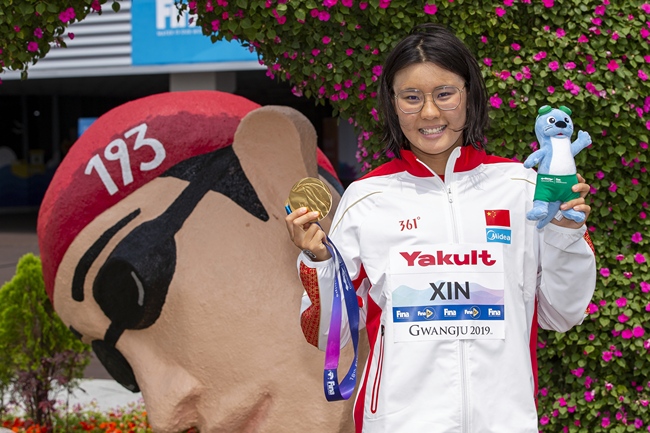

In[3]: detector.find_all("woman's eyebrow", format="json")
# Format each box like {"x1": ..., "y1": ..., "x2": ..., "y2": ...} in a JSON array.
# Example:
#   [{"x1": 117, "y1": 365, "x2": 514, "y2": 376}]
[{"x1": 71, "y1": 209, "x2": 141, "y2": 302}]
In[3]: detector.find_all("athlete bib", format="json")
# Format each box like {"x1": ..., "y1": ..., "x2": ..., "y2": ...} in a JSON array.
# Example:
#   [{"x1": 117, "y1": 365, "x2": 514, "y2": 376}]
[{"x1": 389, "y1": 243, "x2": 505, "y2": 342}]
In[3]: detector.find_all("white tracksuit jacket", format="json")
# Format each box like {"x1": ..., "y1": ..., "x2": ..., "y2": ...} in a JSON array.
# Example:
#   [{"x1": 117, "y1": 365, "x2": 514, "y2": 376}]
[{"x1": 298, "y1": 146, "x2": 596, "y2": 433}]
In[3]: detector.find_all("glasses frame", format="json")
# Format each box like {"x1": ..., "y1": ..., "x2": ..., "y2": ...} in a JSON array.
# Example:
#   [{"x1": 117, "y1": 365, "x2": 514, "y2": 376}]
[{"x1": 394, "y1": 85, "x2": 465, "y2": 114}]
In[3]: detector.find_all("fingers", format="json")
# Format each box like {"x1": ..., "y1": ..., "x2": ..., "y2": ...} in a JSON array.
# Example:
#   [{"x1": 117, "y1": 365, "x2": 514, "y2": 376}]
[
  {"x1": 285, "y1": 207, "x2": 332, "y2": 261},
  {"x1": 557, "y1": 174, "x2": 592, "y2": 227}
]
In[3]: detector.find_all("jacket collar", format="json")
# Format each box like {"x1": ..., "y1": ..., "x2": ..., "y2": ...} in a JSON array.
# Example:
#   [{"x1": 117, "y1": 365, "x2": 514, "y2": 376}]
[{"x1": 399, "y1": 146, "x2": 488, "y2": 177}]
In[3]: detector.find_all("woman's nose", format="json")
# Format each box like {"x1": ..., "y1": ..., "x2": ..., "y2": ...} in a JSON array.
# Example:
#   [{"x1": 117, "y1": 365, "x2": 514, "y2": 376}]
[{"x1": 420, "y1": 95, "x2": 441, "y2": 118}]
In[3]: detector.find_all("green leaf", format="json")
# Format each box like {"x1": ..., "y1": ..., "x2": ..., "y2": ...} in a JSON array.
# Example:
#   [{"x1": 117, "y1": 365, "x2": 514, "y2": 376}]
[{"x1": 112, "y1": 1, "x2": 121, "y2": 12}]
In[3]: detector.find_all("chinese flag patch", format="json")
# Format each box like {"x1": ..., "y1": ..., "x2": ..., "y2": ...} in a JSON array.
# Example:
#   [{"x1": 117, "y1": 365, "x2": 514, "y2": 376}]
[{"x1": 485, "y1": 210, "x2": 510, "y2": 227}]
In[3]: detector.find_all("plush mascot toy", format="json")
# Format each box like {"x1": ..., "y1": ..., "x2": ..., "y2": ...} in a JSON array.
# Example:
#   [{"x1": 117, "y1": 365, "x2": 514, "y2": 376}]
[{"x1": 523, "y1": 105, "x2": 592, "y2": 228}]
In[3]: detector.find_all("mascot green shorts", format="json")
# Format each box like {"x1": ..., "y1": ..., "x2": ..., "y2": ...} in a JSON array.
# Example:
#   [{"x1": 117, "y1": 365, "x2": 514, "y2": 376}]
[{"x1": 533, "y1": 174, "x2": 580, "y2": 203}]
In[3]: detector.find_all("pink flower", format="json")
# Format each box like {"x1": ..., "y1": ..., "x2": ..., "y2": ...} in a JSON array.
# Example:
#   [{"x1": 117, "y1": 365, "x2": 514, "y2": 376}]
[
  {"x1": 211, "y1": 20, "x2": 220, "y2": 31},
  {"x1": 578, "y1": 34, "x2": 589, "y2": 43},
  {"x1": 632, "y1": 232, "x2": 643, "y2": 243},
  {"x1": 634, "y1": 327, "x2": 645, "y2": 338},
  {"x1": 641, "y1": 281, "x2": 650, "y2": 292},
  {"x1": 342, "y1": 0, "x2": 353, "y2": 6},
  {"x1": 609, "y1": 182, "x2": 617, "y2": 192},
  {"x1": 600, "y1": 268, "x2": 610, "y2": 277},
  {"x1": 323, "y1": 0, "x2": 338, "y2": 7},
  {"x1": 635, "y1": 253, "x2": 647, "y2": 264},
  {"x1": 272, "y1": 10, "x2": 286, "y2": 24},
  {"x1": 571, "y1": 367, "x2": 584, "y2": 377},
  {"x1": 346, "y1": 48, "x2": 354, "y2": 56},
  {"x1": 483, "y1": 58, "x2": 493, "y2": 67},
  {"x1": 595, "y1": 5, "x2": 606, "y2": 15},
  {"x1": 540, "y1": 415, "x2": 550, "y2": 425},
  {"x1": 34, "y1": 28, "x2": 43, "y2": 39},
  {"x1": 618, "y1": 314, "x2": 629, "y2": 323},
  {"x1": 533, "y1": 51, "x2": 548, "y2": 61},
  {"x1": 602, "y1": 417, "x2": 611, "y2": 428},
  {"x1": 642, "y1": 3, "x2": 650, "y2": 13},
  {"x1": 489, "y1": 94, "x2": 503, "y2": 108},
  {"x1": 642, "y1": 28, "x2": 650, "y2": 39},
  {"x1": 496, "y1": 7, "x2": 506, "y2": 17},
  {"x1": 499, "y1": 70, "x2": 511, "y2": 80},
  {"x1": 611, "y1": 31, "x2": 620, "y2": 41},
  {"x1": 607, "y1": 60, "x2": 620, "y2": 71},
  {"x1": 592, "y1": 17, "x2": 602, "y2": 26},
  {"x1": 68, "y1": 32, "x2": 75, "y2": 40},
  {"x1": 564, "y1": 62, "x2": 576, "y2": 70},
  {"x1": 503, "y1": 0, "x2": 513, "y2": 5},
  {"x1": 318, "y1": 10, "x2": 330, "y2": 20},
  {"x1": 639, "y1": 70, "x2": 648, "y2": 81},
  {"x1": 547, "y1": 86, "x2": 555, "y2": 94},
  {"x1": 424, "y1": 4, "x2": 438, "y2": 15},
  {"x1": 549, "y1": 61, "x2": 559, "y2": 71},
  {"x1": 379, "y1": 0, "x2": 391, "y2": 8},
  {"x1": 311, "y1": 49, "x2": 320, "y2": 56},
  {"x1": 372, "y1": 65, "x2": 382, "y2": 76},
  {"x1": 511, "y1": 43, "x2": 521, "y2": 51},
  {"x1": 370, "y1": 107, "x2": 379, "y2": 121},
  {"x1": 59, "y1": 7, "x2": 76, "y2": 23},
  {"x1": 586, "y1": 63, "x2": 596, "y2": 74},
  {"x1": 542, "y1": 0, "x2": 553, "y2": 7},
  {"x1": 359, "y1": 2, "x2": 367, "y2": 9},
  {"x1": 585, "y1": 390, "x2": 595, "y2": 402},
  {"x1": 587, "y1": 303, "x2": 598, "y2": 314},
  {"x1": 509, "y1": 100, "x2": 517, "y2": 108},
  {"x1": 616, "y1": 297, "x2": 627, "y2": 307},
  {"x1": 480, "y1": 36, "x2": 488, "y2": 44},
  {"x1": 556, "y1": 28, "x2": 566, "y2": 38},
  {"x1": 322, "y1": 36, "x2": 331, "y2": 44},
  {"x1": 91, "y1": 0, "x2": 101, "y2": 11},
  {"x1": 27, "y1": 41, "x2": 39, "y2": 52},
  {"x1": 602, "y1": 351, "x2": 613, "y2": 361},
  {"x1": 622, "y1": 329, "x2": 633, "y2": 339}
]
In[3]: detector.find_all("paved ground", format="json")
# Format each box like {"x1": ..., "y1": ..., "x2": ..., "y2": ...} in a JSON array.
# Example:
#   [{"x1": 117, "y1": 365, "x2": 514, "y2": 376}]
[{"x1": 1, "y1": 210, "x2": 141, "y2": 411}]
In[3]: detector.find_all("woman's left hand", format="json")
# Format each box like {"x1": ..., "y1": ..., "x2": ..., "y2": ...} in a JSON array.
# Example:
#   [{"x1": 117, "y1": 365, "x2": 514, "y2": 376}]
[{"x1": 551, "y1": 173, "x2": 591, "y2": 229}]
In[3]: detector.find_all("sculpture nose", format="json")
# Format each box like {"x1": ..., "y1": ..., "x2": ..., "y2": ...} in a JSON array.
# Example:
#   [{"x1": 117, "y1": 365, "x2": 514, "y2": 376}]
[{"x1": 556, "y1": 120, "x2": 567, "y2": 128}]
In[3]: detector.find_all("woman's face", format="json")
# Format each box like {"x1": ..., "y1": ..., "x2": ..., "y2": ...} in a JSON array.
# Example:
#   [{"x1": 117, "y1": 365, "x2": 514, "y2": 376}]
[
  {"x1": 392, "y1": 62, "x2": 467, "y2": 174},
  {"x1": 52, "y1": 175, "x2": 351, "y2": 433}
]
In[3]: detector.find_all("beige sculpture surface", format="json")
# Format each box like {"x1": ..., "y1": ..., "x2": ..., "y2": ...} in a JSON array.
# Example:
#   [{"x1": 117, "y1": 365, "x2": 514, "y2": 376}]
[{"x1": 37, "y1": 91, "x2": 361, "y2": 433}]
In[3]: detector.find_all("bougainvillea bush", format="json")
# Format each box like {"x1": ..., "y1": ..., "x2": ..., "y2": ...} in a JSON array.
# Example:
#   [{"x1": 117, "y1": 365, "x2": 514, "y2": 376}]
[{"x1": 2, "y1": 0, "x2": 650, "y2": 431}]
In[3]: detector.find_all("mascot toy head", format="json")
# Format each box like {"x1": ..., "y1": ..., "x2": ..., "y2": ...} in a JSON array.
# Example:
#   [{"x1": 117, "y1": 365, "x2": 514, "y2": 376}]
[
  {"x1": 37, "y1": 91, "x2": 357, "y2": 433},
  {"x1": 523, "y1": 105, "x2": 592, "y2": 229}
]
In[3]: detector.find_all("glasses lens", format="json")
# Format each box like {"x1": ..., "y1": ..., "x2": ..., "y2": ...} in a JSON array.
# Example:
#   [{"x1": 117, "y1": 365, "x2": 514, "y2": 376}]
[
  {"x1": 396, "y1": 90, "x2": 425, "y2": 113},
  {"x1": 434, "y1": 86, "x2": 461, "y2": 110}
]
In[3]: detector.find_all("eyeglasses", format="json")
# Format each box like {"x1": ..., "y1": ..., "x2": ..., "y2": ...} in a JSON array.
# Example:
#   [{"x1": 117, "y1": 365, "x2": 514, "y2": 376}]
[
  {"x1": 394, "y1": 85, "x2": 465, "y2": 114},
  {"x1": 70, "y1": 146, "x2": 270, "y2": 392}
]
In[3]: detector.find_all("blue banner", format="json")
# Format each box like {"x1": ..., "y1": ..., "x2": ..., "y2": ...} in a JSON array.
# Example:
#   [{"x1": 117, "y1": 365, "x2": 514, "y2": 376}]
[{"x1": 131, "y1": 0, "x2": 258, "y2": 65}]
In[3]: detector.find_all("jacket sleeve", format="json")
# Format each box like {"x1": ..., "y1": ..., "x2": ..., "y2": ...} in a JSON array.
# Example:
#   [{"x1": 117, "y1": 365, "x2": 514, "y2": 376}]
[
  {"x1": 535, "y1": 223, "x2": 597, "y2": 332},
  {"x1": 297, "y1": 185, "x2": 368, "y2": 352}
]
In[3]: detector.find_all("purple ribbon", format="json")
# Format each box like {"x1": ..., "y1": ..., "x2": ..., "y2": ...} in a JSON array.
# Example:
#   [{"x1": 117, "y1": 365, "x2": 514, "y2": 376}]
[{"x1": 322, "y1": 237, "x2": 360, "y2": 401}]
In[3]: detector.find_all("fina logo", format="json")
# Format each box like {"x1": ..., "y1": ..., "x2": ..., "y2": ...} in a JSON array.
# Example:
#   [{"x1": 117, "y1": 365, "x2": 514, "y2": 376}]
[
  {"x1": 156, "y1": 0, "x2": 201, "y2": 36},
  {"x1": 486, "y1": 228, "x2": 511, "y2": 245}
]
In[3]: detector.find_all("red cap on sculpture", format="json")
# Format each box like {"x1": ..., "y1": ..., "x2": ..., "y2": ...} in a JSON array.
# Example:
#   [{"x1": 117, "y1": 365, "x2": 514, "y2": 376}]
[{"x1": 37, "y1": 91, "x2": 260, "y2": 302}]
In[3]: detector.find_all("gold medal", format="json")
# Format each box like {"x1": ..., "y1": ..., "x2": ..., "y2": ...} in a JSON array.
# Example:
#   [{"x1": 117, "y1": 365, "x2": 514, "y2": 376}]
[{"x1": 286, "y1": 177, "x2": 332, "y2": 221}]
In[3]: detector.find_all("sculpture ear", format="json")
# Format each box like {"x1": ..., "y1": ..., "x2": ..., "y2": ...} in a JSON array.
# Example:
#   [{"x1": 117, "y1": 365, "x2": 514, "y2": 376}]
[
  {"x1": 538, "y1": 105, "x2": 552, "y2": 115},
  {"x1": 232, "y1": 105, "x2": 320, "y2": 220},
  {"x1": 558, "y1": 105, "x2": 572, "y2": 116}
]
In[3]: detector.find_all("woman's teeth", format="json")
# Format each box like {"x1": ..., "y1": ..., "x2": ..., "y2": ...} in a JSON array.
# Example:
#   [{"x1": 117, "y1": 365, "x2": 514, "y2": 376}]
[{"x1": 420, "y1": 126, "x2": 446, "y2": 134}]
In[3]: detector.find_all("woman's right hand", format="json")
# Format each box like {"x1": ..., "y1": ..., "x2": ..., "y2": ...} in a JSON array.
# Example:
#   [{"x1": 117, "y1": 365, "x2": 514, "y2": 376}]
[{"x1": 285, "y1": 207, "x2": 332, "y2": 262}]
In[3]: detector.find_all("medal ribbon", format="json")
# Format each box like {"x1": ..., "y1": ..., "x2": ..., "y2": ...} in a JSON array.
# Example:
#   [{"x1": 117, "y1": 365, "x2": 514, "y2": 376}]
[{"x1": 321, "y1": 232, "x2": 359, "y2": 401}]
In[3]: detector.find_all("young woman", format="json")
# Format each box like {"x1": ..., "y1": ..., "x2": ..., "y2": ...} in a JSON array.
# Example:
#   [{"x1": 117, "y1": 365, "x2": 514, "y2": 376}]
[{"x1": 286, "y1": 24, "x2": 596, "y2": 433}]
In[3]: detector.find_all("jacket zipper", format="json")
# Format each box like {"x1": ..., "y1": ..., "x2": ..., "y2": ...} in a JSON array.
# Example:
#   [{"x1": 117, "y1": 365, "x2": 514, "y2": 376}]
[
  {"x1": 417, "y1": 149, "x2": 470, "y2": 431},
  {"x1": 370, "y1": 325, "x2": 385, "y2": 414}
]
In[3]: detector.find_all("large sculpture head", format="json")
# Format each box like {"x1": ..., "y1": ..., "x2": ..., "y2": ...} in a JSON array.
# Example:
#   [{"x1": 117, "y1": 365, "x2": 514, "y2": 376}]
[{"x1": 38, "y1": 91, "x2": 353, "y2": 432}]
